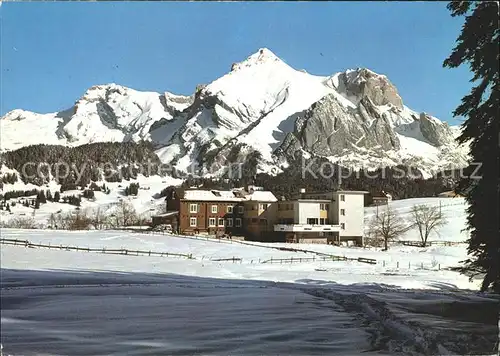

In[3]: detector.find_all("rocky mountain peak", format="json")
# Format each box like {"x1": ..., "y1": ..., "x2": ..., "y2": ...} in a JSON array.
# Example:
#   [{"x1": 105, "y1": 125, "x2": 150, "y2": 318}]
[
  {"x1": 335, "y1": 68, "x2": 404, "y2": 110},
  {"x1": 230, "y1": 48, "x2": 285, "y2": 72}
]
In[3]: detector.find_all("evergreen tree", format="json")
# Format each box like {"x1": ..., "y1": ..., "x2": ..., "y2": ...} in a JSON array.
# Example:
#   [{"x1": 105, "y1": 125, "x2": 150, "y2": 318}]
[
  {"x1": 54, "y1": 191, "x2": 61, "y2": 203},
  {"x1": 34, "y1": 199, "x2": 40, "y2": 209},
  {"x1": 443, "y1": 1, "x2": 499, "y2": 292},
  {"x1": 124, "y1": 182, "x2": 139, "y2": 196},
  {"x1": 83, "y1": 189, "x2": 95, "y2": 200},
  {"x1": 46, "y1": 190, "x2": 53, "y2": 202},
  {"x1": 37, "y1": 191, "x2": 47, "y2": 204}
]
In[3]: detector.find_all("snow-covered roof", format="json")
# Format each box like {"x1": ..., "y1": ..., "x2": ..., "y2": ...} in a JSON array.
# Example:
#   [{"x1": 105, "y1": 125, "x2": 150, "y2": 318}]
[
  {"x1": 182, "y1": 189, "x2": 277, "y2": 202},
  {"x1": 183, "y1": 190, "x2": 243, "y2": 202},
  {"x1": 153, "y1": 211, "x2": 178, "y2": 217},
  {"x1": 336, "y1": 190, "x2": 369, "y2": 195},
  {"x1": 244, "y1": 190, "x2": 277, "y2": 202}
]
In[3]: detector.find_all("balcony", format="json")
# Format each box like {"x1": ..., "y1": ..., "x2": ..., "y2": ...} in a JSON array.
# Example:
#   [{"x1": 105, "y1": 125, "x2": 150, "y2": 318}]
[{"x1": 273, "y1": 224, "x2": 340, "y2": 232}]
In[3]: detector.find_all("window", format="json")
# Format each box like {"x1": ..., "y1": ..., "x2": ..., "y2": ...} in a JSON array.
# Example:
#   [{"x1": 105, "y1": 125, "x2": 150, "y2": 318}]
[
  {"x1": 189, "y1": 204, "x2": 198, "y2": 213},
  {"x1": 238, "y1": 206, "x2": 244, "y2": 214},
  {"x1": 227, "y1": 205, "x2": 233, "y2": 213},
  {"x1": 341, "y1": 222, "x2": 345, "y2": 230},
  {"x1": 209, "y1": 218, "x2": 216, "y2": 227},
  {"x1": 340, "y1": 195, "x2": 345, "y2": 202},
  {"x1": 218, "y1": 218, "x2": 224, "y2": 227},
  {"x1": 235, "y1": 218, "x2": 242, "y2": 227},
  {"x1": 340, "y1": 209, "x2": 345, "y2": 216},
  {"x1": 259, "y1": 203, "x2": 264, "y2": 210},
  {"x1": 320, "y1": 218, "x2": 325, "y2": 225},
  {"x1": 190, "y1": 217, "x2": 197, "y2": 227},
  {"x1": 307, "y1": 218, "x2": 318, "y2": 225},
  {"x1": 227, "y1": 218, "x2": 233, "y2": 227},
  {"x1": 320, "y1": 203, "x2": 329, "y2": 211},
  {"x1": 211, "y1": 205, "x2": 218, "y2": 214}
]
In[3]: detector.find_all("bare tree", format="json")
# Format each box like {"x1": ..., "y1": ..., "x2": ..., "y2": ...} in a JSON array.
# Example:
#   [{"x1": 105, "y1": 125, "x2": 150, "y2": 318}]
[
  {"x1": 369, "y1": 206, "x2": 410, "y2": 250},
  {"x1": 47, "y1": 210, "x2": 93, "y2": 230},
  {"x1": 70, "y1": 210, "x2": 92, "y2": 230},
  {"x1": 410, "y1": 204, "x2": 447, "y2": 247},
  {"x1": 114, "y1": 200, "x2": 138, "y2": 227},
  {"x1": 89, "y1": 207, "x2": 109, "y2": 230},
  {"x1": 1, "y1": 217, "x2": 39, "y2": 229}
]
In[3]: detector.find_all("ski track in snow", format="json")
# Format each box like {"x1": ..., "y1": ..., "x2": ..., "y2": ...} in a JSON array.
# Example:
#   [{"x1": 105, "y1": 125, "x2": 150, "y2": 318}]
[{"x1": 1, "y1": 269, "x2": 498, "y2": 356}]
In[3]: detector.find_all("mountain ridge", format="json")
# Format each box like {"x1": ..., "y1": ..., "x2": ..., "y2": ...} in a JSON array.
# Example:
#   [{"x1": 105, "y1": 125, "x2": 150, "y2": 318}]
[{"x1": 1, "y1": 48, "x2": 468, "y2": 178}]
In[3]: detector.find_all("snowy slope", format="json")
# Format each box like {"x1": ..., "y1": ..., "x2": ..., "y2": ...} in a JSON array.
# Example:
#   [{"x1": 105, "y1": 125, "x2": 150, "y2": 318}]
[
  {"x1": 0, "y1": 173, "x2": 183, "y2": 226},
  {"x1": 1, "y1": 48, "x2": 468, "y2": 177},
  {"x1": 1, "y1": 84, "x2": 192, "y2": 151}
]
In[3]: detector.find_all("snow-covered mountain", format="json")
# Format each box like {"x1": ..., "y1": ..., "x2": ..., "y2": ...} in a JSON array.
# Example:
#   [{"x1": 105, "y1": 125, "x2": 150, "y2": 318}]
[
  {"x1": 1, "y1": 84, "x2": 193, "y2": 150},
  {"x1": 1, "y1": 48, "x2": 468, "y2": 177}
]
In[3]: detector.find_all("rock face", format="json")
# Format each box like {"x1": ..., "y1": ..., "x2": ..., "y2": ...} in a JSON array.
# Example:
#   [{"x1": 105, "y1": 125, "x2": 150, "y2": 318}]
[
  {"x1": 335, "y1": 68, "x2": 404, "y2": 109},
  {"x1": 418, "y1": 112, "x2": 455, "y2": 146},
  {"x1": 1, "y1": 48, "x2": 468, "y2": 177},
  {"x1": 288, "y1": 93, "x2": 402, "y2": 159}
]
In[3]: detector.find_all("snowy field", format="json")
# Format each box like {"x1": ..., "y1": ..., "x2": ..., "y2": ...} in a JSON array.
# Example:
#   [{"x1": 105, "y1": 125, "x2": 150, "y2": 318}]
[
  {"x1": 1, "y1": 266, "x2": 498, "y2": 355},
  {"x1": 0, "y1": 228, "x2": 477, "y2": 290},
  {"x1": 1, "y1": 196, "x2": 499, "y2": 355}
]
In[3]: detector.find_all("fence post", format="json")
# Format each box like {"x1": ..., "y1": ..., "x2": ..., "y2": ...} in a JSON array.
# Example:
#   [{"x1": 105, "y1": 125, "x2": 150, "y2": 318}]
[
  {"x1": 397, "y1": 261, "x2": 399, "y2": 269},
  {"x1": 421, "y1": 262, "x2": 423, "y2": 269},
  {"x1": 383, "y1": 260, "x2": 385, "y2": 267}
]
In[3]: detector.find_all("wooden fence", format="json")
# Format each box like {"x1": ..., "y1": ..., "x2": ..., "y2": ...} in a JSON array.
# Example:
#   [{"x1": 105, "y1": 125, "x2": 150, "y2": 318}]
[
  {"x1": 0, "y1": 238, "x2": 193, "y2": 259},
  {"x1": 261, "y1": 255, "x2": 376, "y2": 264},
  {"x1": 134, "y1": 229, "x2": 379, "y2": 265},
  {"x1": 398, "y1": 240, "x2": 465, "y2": 247}
]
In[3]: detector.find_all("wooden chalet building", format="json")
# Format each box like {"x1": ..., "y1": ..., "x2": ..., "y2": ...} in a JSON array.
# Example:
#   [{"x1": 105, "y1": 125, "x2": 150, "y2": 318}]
[{"x1": 165, "y1": 186, "x2": 277, "y2": 238}]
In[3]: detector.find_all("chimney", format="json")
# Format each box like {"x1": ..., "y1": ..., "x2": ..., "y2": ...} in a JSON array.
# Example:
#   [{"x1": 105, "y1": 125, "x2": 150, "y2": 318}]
[{"x1": 300, "y1": 188, "x2": 306, "y2": 199}]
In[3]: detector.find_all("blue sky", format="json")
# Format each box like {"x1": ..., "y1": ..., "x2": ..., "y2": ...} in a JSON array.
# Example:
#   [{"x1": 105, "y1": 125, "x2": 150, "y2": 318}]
[{"x1": 1, "y1": 2, "x2": 470, "y2": 124}]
